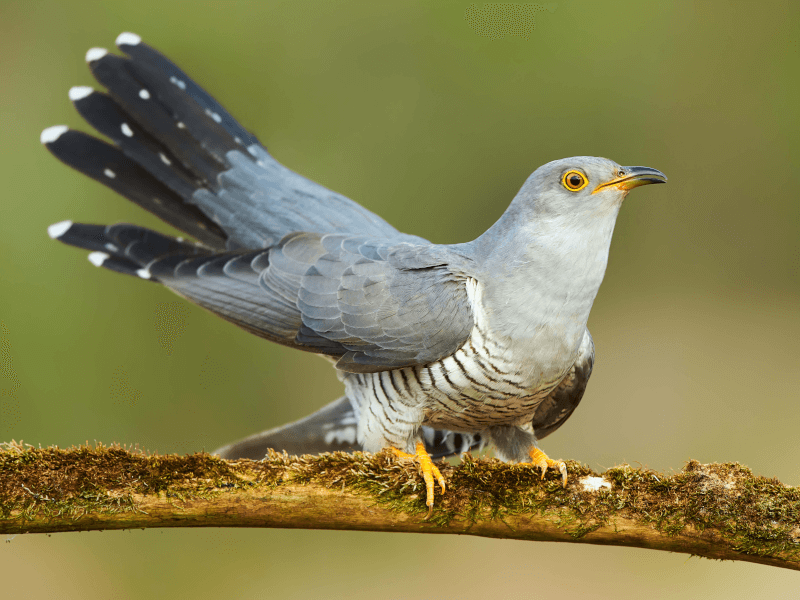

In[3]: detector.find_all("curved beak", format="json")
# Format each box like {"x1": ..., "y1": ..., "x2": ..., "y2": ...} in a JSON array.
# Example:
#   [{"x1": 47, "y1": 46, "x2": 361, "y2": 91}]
[{"x1": 593, "y1": 166, "x2": 668, "y2": 194}]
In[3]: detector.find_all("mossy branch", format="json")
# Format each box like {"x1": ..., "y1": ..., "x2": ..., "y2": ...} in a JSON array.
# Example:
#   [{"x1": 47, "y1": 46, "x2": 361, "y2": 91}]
[{"x1": 1, "y1": 441, "x2": 797, "y2": 570}]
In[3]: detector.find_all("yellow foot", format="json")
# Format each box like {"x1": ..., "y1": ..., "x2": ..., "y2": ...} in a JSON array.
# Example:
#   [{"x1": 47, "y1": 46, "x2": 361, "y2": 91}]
[
  {"x1": 529, "y1": 447, "x2": 568, "y2": 487},
  {"x1": 390, "y1": 441, "x2": 446, "y2": 518}
]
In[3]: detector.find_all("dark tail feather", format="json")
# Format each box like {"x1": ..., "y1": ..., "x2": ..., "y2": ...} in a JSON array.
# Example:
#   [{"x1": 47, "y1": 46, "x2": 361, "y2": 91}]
[
  {"x1": 41, "y1": 125, "x2": 226, "y2": 248},
  {"x1": 85, "y1": 50, "x2": 230, "y2": 188},
  {"x1": 213, "y1": 396, "x2": 484, "y2": 460},
  {"x1": 42, "y1": 32, "x2": 269, "y2": 250},
  {"x1": 48, "y1": 220, "x2": 208, "y2": 282},
  {"x1": 115, "y1": 32, "x2": 259, "y2": 153},
  {"x1": 69, "y1": 87, "x2": 204, "y2": 201}
]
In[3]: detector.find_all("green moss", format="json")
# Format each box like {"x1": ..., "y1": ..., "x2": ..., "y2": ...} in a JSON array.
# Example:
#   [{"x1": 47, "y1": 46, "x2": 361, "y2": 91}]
[
  {"x1": 0, "y1": 441, "x2": 255, "y2": 522},
  {"x1": 596, "y1": 461, "x2": 800, "y2": 560},
  {"x1": 1, "y1": 442, "x2": 797, "y2": 563}
]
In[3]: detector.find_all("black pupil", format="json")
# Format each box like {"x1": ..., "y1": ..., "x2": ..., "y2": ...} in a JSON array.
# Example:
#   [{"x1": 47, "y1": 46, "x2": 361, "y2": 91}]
[{"x1": 568, "y1": 174, "x2": 582, "y2": 188}]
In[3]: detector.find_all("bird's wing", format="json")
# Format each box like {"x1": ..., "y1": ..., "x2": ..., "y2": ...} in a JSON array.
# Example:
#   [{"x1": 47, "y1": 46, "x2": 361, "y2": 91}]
[
  {"x1": 530, "y1": 329, "x2": 594, "y2": 440},
  {"x1": 289, "y1": 236, "x2": 477, "y2": 372},
  {"x1": 44, "y1": 34, "x2": 407, "y2": 252},
  {"x1": 52, "y1": 222, "x2": 477, "y2": 372},
  {"x1": 162, "y1": 232, "x2": 477, "y2": 371}
]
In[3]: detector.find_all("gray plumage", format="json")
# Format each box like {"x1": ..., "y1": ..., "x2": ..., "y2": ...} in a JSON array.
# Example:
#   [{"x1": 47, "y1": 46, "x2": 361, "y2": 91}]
[
  {"x1": 214, "y1": 396, "x2": 484, "y2": 461},
  {"x1": 43, "y1": 33, "x2": 666, "y2": 470}
]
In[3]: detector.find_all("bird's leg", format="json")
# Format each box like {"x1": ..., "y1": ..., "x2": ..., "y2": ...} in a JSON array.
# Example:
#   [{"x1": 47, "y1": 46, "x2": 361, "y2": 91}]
[
  {"x1": 528, "y1": 447, "x2": 568, "y2": 487},
  {"x1": 489, "y1": 425, "x2": 568, "y2": 487},
  {"x1": 390, "y1": 441, "x2": 446, "y2": 517}
]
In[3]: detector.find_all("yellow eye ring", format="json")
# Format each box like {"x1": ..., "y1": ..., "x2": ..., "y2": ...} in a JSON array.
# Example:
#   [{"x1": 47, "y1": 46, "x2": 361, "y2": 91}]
[{"x1": 562, "y1": 170, "x2": 588, "y2": 192}]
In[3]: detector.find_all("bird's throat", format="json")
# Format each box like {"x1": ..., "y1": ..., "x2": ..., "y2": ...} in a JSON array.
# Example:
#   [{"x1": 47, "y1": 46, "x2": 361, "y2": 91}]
[{"x1": 479, "y1": 205, "x2": 620, "y2": 372}]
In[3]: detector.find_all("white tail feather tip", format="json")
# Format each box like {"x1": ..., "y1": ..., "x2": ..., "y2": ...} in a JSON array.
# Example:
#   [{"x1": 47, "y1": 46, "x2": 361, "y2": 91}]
[
  {"x1": 85, "y1": 47, "x2": 108, "y2": 62},
  {"x1": 136, "y1": 269, "x2": 152, "y2": 280},
  {"x1": 88, "y1": 252, "x2": 109, "y2": 267},
  {"x1": 116, "y1": 32, "x2": 142, "y2": 47},
  {"x1": 68, "y1": 86, "x2": 94, "y2": 101},
  {"x1": 40, "y1": 125, "x2": 69, "y2": 144},
  {"x1": 47, "y1": 220, "x2": 73, "y2": 239}
]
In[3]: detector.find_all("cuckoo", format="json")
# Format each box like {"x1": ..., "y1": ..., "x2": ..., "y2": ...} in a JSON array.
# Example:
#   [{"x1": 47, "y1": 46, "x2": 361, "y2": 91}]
[{"x1": 42, "y1": 33, "x2": 666, "y2": 514}]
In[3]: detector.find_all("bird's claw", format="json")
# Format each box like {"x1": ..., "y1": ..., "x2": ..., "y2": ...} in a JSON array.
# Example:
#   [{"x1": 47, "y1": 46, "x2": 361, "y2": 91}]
[
  {"x1": 529, "y1": 447, "x2": 568, "y2": 487},
  {"x1": 391, "y1": 442, "x2": 446, "y2": 518}
]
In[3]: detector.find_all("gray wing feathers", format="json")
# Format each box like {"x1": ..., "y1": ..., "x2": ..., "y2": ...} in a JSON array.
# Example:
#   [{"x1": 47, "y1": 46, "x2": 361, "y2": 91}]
[
  {"x1": 162, "y1": 251, "x2": 302, "y2": 343},
  {"x1": 292, "y1": 238, "x2": 476, "y2": 372},
  {"x1": 531, "y1": 329, "x2": 595, "y2": 440},
  {"x1": 153, "y1": 233, "x2": 477, "y2": 371}
]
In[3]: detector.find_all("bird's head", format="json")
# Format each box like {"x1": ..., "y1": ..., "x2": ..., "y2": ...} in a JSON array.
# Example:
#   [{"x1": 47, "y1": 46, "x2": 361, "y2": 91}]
[{"x1": 522, "y1": 156, "x2": 667, "y2": 217}]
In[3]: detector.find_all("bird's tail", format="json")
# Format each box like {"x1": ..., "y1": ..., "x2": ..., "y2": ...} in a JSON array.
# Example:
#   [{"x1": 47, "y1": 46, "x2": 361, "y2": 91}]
[
  {"x1": 46, "y1": 220, "x2": 213, "y2": 282},
  {"x1": 40, "y1": 32, "x2": 252, "y2": 250},
  {"x1": 42, "y1": 33, "x2": 401, "y2": 254},
  {"x1": 213, "y1": 396, "x2": 484, "y2": 460}
]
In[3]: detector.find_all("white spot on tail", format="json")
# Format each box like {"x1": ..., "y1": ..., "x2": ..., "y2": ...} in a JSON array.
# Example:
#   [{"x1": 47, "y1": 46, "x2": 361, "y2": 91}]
[
  {"x1": 176, "y1": 122, "x2": 186, "y2": 129},
  {"x1": 105, "y1": 243, "x2": 118, "y2": 252},
  {"x1": 115, "y1": 32, "x2": 141, "y2": 47},
  {"x1": 85, "y1": 47, "x2": 108, "y2": 62},
  {"x1": 103, "y1": 168, "x2": 116, "y2": 178},
  {"x1": 40, "y1": 125, "x2": 69, "y2": 144},
  {"x1": 47, "y1": 220, "x2": 72, "y2": 239},
  {"x1": 138, "y1": 89, "x2": 151, "y2": 100},
  {"x1": 169, "y1": 76, "x2": 186, "y2": 90},
  {"x1": 136, "y1": 269, "x2": 151, "y2": 280},
  {"x1": 580, "y1": 476, "x2": 611, "y2": 492},
  {"x1": 205, "y1": 109, "x2": 222, "y2": 123},
  {"x1": 88, "y1": 252, "x2": 109, "y2": 267},
  {"x1": 121, "y1": 123, "x2": 134, "y2": 137},
  {"x1": 68, "y1": 86, "x2": 93, "y2": 101},
  {"x1": 159, "y1": 152, "x2": 171, "y2": 165}
]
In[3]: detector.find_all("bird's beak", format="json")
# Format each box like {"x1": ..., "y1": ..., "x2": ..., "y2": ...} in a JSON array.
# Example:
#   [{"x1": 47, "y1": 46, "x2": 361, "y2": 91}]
[{"x1": 592, "y1": 166, "x2": 668, "y2": 194}]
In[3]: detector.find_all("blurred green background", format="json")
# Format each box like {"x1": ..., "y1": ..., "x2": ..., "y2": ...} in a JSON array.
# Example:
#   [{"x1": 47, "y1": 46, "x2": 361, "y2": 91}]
[{"x1": 2, "y1": 0, "x2": 798, "y2": 597}]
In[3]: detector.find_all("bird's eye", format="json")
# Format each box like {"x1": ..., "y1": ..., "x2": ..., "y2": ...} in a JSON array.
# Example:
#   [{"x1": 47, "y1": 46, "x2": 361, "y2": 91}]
[
  {"x1": 562, "y1": 170, "x2": 588, "y2": 191},
  {"x1": 618, "y1": 169, "x2": 626, "y2": 177}
]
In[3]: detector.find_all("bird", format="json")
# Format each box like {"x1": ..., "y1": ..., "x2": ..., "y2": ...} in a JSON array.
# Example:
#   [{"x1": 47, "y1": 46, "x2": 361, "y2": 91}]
[{"x1": 42, "y1": 32, "x2": 666, "y2": 515}]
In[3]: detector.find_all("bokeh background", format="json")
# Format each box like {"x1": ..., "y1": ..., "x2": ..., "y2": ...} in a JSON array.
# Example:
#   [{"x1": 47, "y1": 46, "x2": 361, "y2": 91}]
[{"x1": 2, "y1": 0, "x2": 798, "y2": 597}]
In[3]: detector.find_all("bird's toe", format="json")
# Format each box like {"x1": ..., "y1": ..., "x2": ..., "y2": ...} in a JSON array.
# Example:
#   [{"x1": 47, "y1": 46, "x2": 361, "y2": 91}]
[
  {"x1": 390, "y1": 442, "x2": 446, "y2": 518},
  {"x1": 529, "y1": 447, "x2": 568, "y2": 487}
]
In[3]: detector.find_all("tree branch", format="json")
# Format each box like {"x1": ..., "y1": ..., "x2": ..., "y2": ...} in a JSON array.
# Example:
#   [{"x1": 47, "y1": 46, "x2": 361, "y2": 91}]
[{"x1": 1, "y1": 441, "x2": 797, "y2": 570}]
